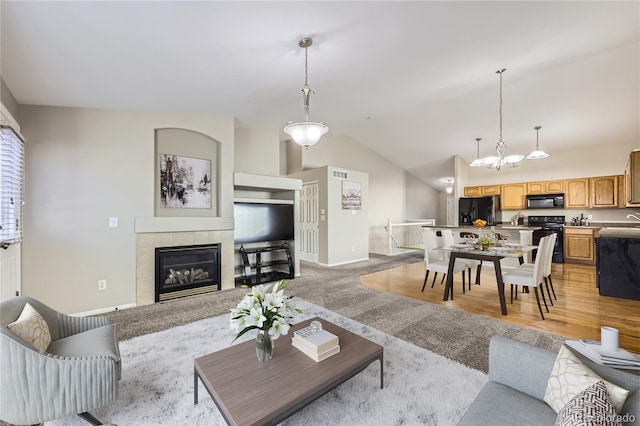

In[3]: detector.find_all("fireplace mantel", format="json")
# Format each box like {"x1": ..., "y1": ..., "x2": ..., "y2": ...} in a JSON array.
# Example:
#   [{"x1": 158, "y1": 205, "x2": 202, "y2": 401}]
[{"x1": 134, "y1": 217, "x2": 234, "y2": 233}]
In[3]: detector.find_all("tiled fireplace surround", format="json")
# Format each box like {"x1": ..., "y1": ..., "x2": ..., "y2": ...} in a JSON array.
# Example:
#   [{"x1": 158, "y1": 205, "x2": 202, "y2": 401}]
[{"x1": 134, "y1": 217, "x2": 235, "y2": 306}]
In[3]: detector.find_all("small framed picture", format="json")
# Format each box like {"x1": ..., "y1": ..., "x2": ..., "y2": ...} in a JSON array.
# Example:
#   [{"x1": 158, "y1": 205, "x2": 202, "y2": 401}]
[{"x1": 342, "y1": 181, "x2": 362, "y2": 210}]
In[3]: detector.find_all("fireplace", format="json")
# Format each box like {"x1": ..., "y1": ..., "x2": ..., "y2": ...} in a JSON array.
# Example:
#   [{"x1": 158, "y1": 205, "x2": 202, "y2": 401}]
[{"x1": 155, "y1": 244, "x2": 221, "y2": 302}]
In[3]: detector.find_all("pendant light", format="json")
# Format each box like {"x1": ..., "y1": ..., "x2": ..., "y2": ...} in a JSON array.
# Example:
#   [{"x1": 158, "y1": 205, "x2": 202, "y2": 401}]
[
  {"x1": 483, "y1": 69, "x2": 524, "y2": 170},
  {"x1": 526, "y1": 125, "x2": 549, "y2": 159},
  {"x1": 284, "y1": 37, "x2": 329, "y2": 148},
  {"x1": 470, "y1": 137, "x2": 489, "y2": 167},
  {"x1": 445, "y1": 179, "x2": 454, "y2": 194}
]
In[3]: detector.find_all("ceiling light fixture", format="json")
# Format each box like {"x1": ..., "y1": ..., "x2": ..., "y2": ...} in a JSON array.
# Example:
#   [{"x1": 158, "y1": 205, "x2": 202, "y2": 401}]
[
  {"x1": 446, "y1": 179, "x2": 454, "y2": 194},
  {"x1": 526, "y1": 125, "x2": 549, "y2": 159},
  {"x1": 470, "y1": 137, "x2": 489, "y2": 167},
  {"x1": 483, "y1": 69, "x2": 524, "y2": 170},
  {"x1": 284, "y1": 37, "x2": 328, "y2": 148}
]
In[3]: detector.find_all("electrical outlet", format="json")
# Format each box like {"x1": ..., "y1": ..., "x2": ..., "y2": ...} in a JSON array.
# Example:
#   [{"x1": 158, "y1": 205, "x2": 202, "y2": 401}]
[
  {"x1": 587, "y1": 214, "x2": 593, "y2": 220},
  {"x1": 98, "y1": 280, "x2": 107, "y2": 291}
]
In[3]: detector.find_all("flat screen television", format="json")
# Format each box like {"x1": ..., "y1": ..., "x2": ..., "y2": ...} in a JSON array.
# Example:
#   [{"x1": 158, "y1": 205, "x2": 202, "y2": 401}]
[{"x1": 234, "y1": 202, "x2": 294, "y2": 244}]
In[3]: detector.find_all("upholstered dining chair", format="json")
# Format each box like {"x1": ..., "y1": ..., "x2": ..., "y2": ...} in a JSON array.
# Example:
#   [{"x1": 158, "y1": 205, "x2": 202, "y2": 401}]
[
  {"x1": 503, "y1": 237, "x2": 550, "y2": 320},
  {"x1": 0, "y1": 296, "x2": 121, "y2": 425},
  {"x1": 440, "y1": 229, "x2": 481, "y2": 288},
  {"x1": 422, "y1": 230, "x2": 466, "y2": 292},
  {"x1": 516, "y1": 233, "x2": 557, "y2": 305}
]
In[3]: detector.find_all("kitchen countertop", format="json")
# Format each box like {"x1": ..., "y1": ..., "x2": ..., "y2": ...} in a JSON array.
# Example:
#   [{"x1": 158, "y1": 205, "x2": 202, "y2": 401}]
[{"x1": 597, "y1": 227, "x2": 640, "y2": 238}]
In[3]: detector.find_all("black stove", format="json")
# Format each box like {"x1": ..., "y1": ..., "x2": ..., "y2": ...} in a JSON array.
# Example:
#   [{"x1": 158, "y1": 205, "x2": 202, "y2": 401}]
[
  {"x1": 527, "y1": 215, "x2": 565, "y2": 228},
  {"x1": 527, "y1": 215, "x2": 565, "y2": 263}
]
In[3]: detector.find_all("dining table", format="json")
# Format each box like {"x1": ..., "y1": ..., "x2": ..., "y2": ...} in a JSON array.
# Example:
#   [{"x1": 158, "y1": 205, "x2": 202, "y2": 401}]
[{"x1": 439, "y1": 243, "x2": 538, "y2": 315}]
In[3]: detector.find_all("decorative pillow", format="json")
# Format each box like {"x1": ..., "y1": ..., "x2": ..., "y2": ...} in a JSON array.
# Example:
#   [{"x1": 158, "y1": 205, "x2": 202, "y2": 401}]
[
  {"x1": 556, "y1": 381, "x2": 621, "y2": 426},
  {"x1": 6, "y1": 303, "x2": 52, "y2": 352},
  {"x1": 544, "y1": 344, "x2": 629, "y2": 413}
]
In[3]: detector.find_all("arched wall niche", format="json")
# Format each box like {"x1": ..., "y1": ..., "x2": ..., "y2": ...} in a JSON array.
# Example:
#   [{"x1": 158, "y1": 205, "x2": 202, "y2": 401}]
[{"x1": 154, "y1": 128, "x2": 220, "y2": 217}]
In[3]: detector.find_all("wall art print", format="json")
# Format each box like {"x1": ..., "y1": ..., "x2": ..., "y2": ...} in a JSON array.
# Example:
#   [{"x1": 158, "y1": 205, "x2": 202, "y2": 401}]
[
  {"x1": 160, "y1": 154, "x2": 211, "y2": 208},
  {"x1": 342, "y1": 180, "x2": 362, "y2": 210}
]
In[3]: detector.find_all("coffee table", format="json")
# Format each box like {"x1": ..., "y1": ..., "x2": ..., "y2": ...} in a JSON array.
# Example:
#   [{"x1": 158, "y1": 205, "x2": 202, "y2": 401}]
[{"x1": 194, "y1": 317, "x2": 384, "y2": 426}]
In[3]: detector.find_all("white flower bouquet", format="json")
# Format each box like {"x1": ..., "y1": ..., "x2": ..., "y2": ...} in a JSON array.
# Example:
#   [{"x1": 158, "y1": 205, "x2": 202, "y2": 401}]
[{"x1": 230, "y1": 279, "x2": 301, "y2": 342}]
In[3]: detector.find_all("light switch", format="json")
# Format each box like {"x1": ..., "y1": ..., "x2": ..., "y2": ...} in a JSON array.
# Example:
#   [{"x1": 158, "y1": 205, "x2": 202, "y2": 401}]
[{"x1": 108, "y1": 217, "x2": 118, "y2": 228}]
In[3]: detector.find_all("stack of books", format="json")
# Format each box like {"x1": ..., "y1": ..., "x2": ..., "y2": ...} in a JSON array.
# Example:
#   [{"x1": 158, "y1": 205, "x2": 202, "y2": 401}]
[
  {"x1": 291, "y1": 325, "x2": 340, "y2": 362},
  {"x1": 565, "y1": 339, "x2": 640, "y2": 370}
]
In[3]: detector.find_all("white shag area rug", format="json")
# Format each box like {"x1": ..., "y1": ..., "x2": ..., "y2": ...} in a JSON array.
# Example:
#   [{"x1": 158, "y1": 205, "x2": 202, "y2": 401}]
[{"x1": 47, "y1": 299, "x2": 487, "y2": 426}]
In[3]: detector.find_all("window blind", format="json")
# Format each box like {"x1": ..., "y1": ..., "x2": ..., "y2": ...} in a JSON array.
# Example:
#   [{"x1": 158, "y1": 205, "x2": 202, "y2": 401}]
[{"x1": 0, "y1": 125, "x2": 25, "y2": 246}]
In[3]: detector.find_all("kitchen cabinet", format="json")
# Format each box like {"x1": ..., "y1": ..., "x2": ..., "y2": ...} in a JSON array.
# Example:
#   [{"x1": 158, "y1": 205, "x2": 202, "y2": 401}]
[
  {"x1": 500, "y1": 183, "x2": 526, "y2": 210},
  {"x1": 565, "y1": 178, "x2": 589, "y2": 209},
  {"x1": 464, "y1": 185, "x2": 501, "y2": 197},
  {"x1": 625, "y1": 150, "x2": 640, "y2": 207},
  {"x1": 618, "y1": 175, "x2": 626, "y2": 208},
  {"x1": 526, "y1": 180, "x2": 564, "y2": 195},
  {"x1": 545, "y1": 180, "x2": 564, "y2": 193},
  {"x1": 564, "y1": 227, "x2": 596, "y2": 264},
  {"x1": 589, "y1": 175, "x2": 618, "y2": 208}
]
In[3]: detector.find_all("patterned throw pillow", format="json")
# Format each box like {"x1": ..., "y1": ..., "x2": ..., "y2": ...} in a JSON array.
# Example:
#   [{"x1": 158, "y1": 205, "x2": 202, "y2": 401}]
[
  {"x1": 6, "y1": 303, "x2": 52, "y2": 352},
  {"x1": 544, "y1": 344, "x2": 629, "y2": 413},
  {"x1": 556, "y1": 381, "x2": 621, "y2": 426}
]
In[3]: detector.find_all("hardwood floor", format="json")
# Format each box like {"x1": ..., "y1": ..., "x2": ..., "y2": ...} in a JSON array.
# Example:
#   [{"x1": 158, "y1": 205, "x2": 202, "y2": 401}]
[{"x1": 361, "y1": 260, "x2": 640, "y2": 353}]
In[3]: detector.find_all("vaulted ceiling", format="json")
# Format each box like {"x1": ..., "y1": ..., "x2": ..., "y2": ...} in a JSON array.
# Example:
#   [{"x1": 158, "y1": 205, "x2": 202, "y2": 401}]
[{"x1": 1, "y1": 1, "x2": 638, "y2": 190}]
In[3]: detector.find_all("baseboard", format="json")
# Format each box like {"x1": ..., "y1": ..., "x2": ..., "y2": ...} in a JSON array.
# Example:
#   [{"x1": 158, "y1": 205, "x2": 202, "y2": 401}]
[
  {"x1": 72, "y1": 303, "x2": 137, "y2": 317},
  {"x1": 319, "y1": 257, "x2": 370, "y2": 267}
]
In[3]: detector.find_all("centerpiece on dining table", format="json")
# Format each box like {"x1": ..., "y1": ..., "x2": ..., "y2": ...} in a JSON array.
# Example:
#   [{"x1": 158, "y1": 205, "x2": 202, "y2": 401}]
[{"x1": 472, "y1": 219, "x2": 497, "y2": 250}]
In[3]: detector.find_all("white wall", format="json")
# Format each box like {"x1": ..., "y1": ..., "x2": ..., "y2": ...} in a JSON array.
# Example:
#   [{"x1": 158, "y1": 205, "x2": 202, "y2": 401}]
[
  {"x1": 234, "y1": 127, "x2": 281, "y2": 176},
  {"x1": 326, "y1": 167, "x2": 369, "y2": 265},
  {"x1": 18, "y1": 105, "x2": 234, "y2": 314},
  {"x1": 405, "y1": 171, "x2": 439, "y2": 220},
  {"x1": 298, "y1": 134, "x2": 438, "y2": 254}
]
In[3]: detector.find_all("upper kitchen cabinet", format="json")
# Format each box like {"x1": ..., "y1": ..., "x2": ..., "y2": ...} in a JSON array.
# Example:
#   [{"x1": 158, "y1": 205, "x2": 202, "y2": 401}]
[
  {"x1": 500, "y1": 183, "x2": 526, "y2": 210},
  {"x1": 527, "y1": 180, "x2": 564, "y2": 194},
  {"x1": 618, "y1": 175, "x2": 626, "y2": 208},
  {"x1": 625, "y1": 150, "x2": 640, "y2": 207},
  {"x1": 565, "y1": 178, "x2": 589, "y2": 208},
  {"x1": 589, "y1": 175, "x2": 618, "y2": 208},
  {"x1": 464, "y1": 185, "x2": 501, "y2": 197}
]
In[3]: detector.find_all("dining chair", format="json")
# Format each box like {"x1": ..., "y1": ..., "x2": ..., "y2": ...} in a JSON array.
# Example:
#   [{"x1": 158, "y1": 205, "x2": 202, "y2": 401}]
[
  {"x1": 515, "y1": 233, "x2": 557, "y2": 305},
  {"x1": 502, "y1": 237, "x2": 549, "y2": 320},
  {"x1": 422, "y1": 230, "x2": 466, "y2": 292},
  {"x1": 441, "y1": 229, "x2": 481, "y2": 288}
]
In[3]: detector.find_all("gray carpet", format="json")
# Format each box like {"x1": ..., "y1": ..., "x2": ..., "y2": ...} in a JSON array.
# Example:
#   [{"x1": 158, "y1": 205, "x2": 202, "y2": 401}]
[{"x1": 103, "y1": 252, "x2": 567, "y2": 373}]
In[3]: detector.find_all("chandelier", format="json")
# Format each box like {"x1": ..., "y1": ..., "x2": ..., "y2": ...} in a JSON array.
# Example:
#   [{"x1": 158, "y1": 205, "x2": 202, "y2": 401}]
[
  {"x1": 284, "y1": 37, "x2": 328, "y2": 148},
  {"x1": 526, "y1": 125, "x2": 549, "y2": 159}
]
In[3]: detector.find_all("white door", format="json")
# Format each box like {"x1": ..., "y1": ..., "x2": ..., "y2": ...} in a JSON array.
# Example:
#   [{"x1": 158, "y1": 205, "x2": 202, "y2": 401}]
[
  {"x1": 446, "y1": 196, "x2": 456, "y2": 226},
  {"x1": 0, "y1": 244, "x2": 21, "y2": 300},
  {"x1": 299, "y1": 182, "x2": 319, "y2": 263}
]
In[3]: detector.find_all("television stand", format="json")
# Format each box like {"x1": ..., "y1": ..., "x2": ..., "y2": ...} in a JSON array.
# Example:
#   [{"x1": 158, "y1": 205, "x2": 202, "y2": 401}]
[{"x1": 238, "y1": 244, "x2": 294, "y2": 286}]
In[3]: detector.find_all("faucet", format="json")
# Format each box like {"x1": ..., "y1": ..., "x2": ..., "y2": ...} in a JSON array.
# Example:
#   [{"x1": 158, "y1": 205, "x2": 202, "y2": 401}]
[{"x1": 627, "y1": 212, "x2": 640, "y2": 221}]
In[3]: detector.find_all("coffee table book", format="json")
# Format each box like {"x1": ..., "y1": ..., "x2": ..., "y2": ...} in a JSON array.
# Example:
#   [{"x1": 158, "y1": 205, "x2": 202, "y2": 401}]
[
  {"x1": 292, "y1": 327, "x2": 339, "y2": 352},
  {"x1": 292, "y1": 339, "x2": 340, "y2": 362}
]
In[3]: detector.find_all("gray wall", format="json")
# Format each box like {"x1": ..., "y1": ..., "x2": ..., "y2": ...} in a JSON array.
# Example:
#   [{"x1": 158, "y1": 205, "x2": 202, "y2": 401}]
[{"x1": 18, "y1": 105, "x2": 234, "y2": 314}]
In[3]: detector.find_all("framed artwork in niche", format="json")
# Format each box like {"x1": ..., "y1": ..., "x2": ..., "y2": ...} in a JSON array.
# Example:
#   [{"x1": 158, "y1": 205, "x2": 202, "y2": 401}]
[
  {"x1": 160, "y1": 154, "x2": 212, "y2": 208},
  {"x1": 342, "y1": 181, "x2": 362, "y2": 210}
]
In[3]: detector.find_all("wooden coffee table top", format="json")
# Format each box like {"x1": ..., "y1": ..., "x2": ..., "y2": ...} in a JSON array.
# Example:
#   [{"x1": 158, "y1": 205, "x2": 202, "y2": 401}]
[{"x1": 194, "y1": 317, "x2": 384, "y2": 426}]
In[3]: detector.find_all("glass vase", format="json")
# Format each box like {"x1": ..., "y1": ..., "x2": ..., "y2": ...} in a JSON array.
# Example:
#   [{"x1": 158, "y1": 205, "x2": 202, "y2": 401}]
[{"x1": 256, "y1": 329, "x2": 274, "y2": 362}]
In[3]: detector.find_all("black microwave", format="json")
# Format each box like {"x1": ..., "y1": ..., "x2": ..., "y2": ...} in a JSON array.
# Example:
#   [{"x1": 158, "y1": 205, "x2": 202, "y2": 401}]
[{"x1": 526, "y1": 194, "x2": 564, "y2": 209}]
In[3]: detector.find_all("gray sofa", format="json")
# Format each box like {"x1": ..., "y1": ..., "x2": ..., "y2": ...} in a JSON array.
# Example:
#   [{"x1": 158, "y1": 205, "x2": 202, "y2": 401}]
[
  {"x1": 459, "y1": 335, "x2": 640, "y2": 425},
  {"x1": 0, "y1": 296, "x2": 121, "y2": 425}
]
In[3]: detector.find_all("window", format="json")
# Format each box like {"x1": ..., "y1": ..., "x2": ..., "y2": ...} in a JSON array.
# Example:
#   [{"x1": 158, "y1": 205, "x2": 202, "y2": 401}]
[{"x1": 0, "y1": 125, "x2": 25, "y2": 246}]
